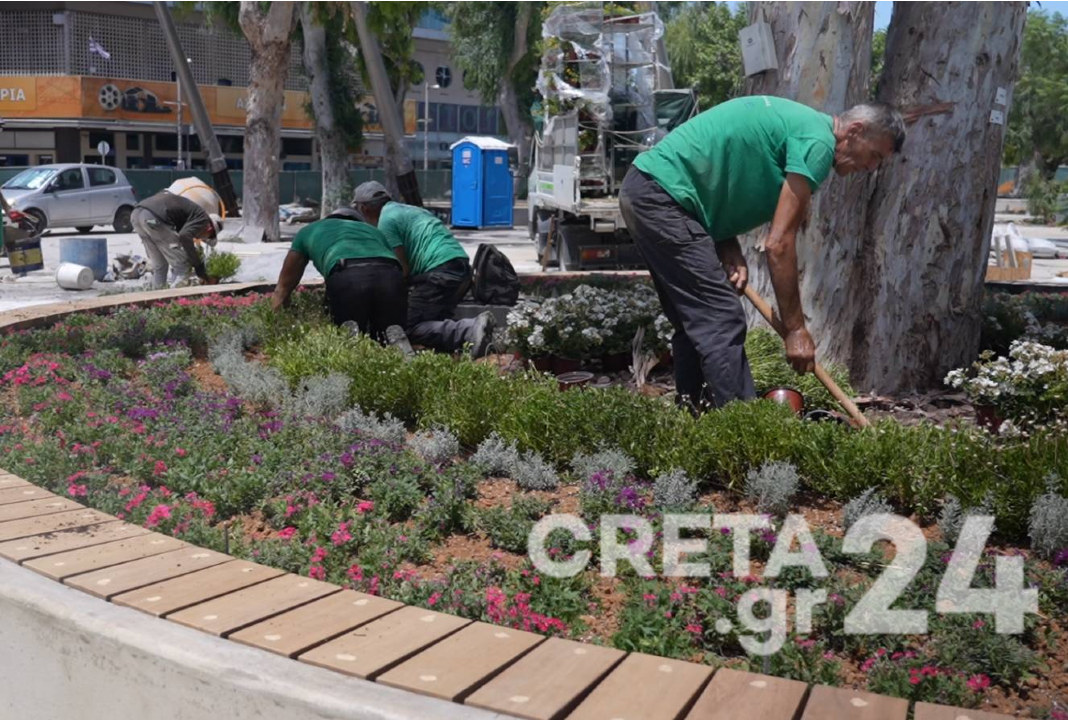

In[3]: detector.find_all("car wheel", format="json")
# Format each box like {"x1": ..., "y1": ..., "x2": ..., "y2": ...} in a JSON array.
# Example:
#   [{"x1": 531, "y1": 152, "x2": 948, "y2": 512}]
[
  {"x1": 25, "y1": 209, "x2": 47, "y2": 234},
  {"x1": 113, "y1": 206, "x2": 134, "y2": 233},
  {"x1": 75, "y1": 226, "x2": 94, "y2": 234}
]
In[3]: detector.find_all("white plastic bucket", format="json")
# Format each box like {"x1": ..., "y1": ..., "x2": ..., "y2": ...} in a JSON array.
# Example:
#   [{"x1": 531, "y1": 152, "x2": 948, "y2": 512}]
[{"x1": 55, "y1": 262, "x2": 95, "y2": 291}]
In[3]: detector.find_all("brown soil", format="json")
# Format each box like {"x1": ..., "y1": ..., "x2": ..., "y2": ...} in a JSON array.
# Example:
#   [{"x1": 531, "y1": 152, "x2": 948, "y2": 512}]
[{"x1": 189, "y1": 359, "x2": 228, "y2": 394}]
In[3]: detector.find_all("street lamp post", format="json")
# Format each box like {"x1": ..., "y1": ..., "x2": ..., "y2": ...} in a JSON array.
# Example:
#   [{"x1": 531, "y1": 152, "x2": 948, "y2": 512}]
[
  {"x1": 174, "y1": 57, "x2": 191, "y2": 170},
  {"x1": 423, "y1": 82, "x2": 440, "y2": 172}
]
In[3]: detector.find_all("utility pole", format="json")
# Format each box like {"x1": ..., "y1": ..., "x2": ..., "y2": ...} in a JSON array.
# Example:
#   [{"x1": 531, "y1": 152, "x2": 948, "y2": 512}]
[{"x1": 154, "y1": 1, "x2": 240, "y2": 216}]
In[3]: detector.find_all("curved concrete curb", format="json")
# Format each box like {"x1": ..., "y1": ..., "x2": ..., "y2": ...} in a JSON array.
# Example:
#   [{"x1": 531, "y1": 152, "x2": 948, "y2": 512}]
[{"x1": 0, "y1": 559, "x2": 511, "y2": 720}]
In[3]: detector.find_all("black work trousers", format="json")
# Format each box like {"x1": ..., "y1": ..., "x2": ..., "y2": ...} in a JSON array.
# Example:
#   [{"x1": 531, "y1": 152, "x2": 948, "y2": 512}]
[
  {"x1": 619, "y1": 166, "x2": 756, "y2": 410},
  {"x1": 325, "y1": 259, "x2": 407, "y2": 343},
  {"x1": 406, "y1": 257, "x2": 478, "y2": 352}
]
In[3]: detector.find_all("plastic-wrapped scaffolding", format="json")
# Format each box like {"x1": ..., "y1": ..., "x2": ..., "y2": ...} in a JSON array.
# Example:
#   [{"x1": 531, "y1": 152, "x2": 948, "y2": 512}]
[{"x1": 535, "y1": 2, "x2": 664, "y2": 197}]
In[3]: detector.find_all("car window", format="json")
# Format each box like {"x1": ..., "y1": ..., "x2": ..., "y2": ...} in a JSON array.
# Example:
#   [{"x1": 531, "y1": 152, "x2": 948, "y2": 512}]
[
  {"x1": 2, "y1": 167, "x2": 56, "y2": 190},
  {"x1": 88, "y1": 168, "x2": 116, "y2": 187},
  {"x1": 54, "y1": 169, "x2": 85, "y2": 191}
]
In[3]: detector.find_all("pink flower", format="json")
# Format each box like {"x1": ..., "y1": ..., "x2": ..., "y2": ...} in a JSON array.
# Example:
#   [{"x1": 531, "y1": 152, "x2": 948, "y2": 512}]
[
  {"x1": 153, "y1": 460, "x2": 167, "y2": 476},
  {"x1": 823, "y1": 651, "x2": 835, "y2": 660},
  {"x1": 331, "y1": 522, "x2": 352, "y2": 546},
  {"x1": 278, "y1": 527, "x2": 297, "y2": 540},
  {"x1": 685, "y1": 624, "x2": 702, "y2": 635},
  {"x1": 643, "y1": 593, "x2": 657, "y2": 604},
  {"x1": 175, "y1": 448, "x2": 187, "y2": 457},
  {"x1": 308, "y1": 565, "x2": 325, "y2": 580},
  {"x1": 664, "y1": 611, "x2": 673, "y2": 619},
  {"x1": 346, "y1": 565, "x2": 363, "y2": 582},
  {"x1": 909, "y1": 676, "x2": 922, "y2": 686},
  {"x1": 356, "y1": 501, "x2": 375, "y2": 514},
  {"x1": 284, "y1": 504, "x2": 300, "y2": 518},
  {"x1": 860, "y1": 659, "x2": 876, "y2": 673},
  {"x1": 310, "y1": 546, "x2": 328, "y2": 564},
  {"x1": 67, "y1": 483, "x2": 87, "y2": 498},
  {"x1": 797, "y1": 639, "x2": 816, "y2": 649},
  {"x1": 428, "y1": 592, "x2": 442, "y2": 607},
  {"x1": 972, "y1": 619, "x2": 985, "y2": 630},
  {"x1": 967, "y1": 674, "x2": 991, "y2": 692},
  {"x1": 144, "y1": 504, "x2": 172, "y2": 528}
]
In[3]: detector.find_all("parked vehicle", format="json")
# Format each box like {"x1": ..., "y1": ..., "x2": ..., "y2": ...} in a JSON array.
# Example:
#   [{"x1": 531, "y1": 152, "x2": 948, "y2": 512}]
[
  {"x1": 1, "y1": 164, "x2": 138, "y2": 233},
  {"x1": 527, "y1": 3, "x2": 695, "y2": 270}
]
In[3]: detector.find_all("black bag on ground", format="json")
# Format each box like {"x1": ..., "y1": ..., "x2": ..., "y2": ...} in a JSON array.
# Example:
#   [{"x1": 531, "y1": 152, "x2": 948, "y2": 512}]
[{"x1": 472, "y1": 243, "x2": 520, "y2": 306}]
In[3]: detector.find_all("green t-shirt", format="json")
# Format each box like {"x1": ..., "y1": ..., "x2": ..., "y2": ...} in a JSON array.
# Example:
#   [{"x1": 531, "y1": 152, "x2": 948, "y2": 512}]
[
  {"x1": 633, "y1": 96, "x2": 836, "y2": 241},
  {"x1": 289, "y1": 218, "x2": 397, "y2": 276},
  {"x1": 378, "y1": 202, "x2": 468, "y2": 277}
]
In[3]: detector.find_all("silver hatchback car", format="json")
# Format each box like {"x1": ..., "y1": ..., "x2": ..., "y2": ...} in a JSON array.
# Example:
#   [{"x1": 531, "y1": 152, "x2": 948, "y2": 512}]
[{"x1": 1, "y1": 164, "x2": 138, "y2": 233}]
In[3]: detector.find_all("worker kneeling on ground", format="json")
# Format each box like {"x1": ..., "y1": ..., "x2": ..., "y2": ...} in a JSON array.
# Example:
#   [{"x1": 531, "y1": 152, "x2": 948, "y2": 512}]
[
  {"x1": 352, "y1": 181, "x2": 496, "y2": 359},
  {"x1": 271, "y1": 212, "x2": 407, "y2": 343},
  {"x1": 619, "y1": 97, "x2": 905, "y2": 412},
  {"x1": 131, "y1": 190, "x2": 223, "y2": 289}
]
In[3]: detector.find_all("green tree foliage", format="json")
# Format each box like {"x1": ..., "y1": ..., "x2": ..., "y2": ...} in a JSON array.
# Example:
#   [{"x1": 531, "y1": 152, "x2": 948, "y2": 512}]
[
  {"x1": 301, "y1": 3, "x2": 363, "y2": 152},
  {"x1": 664, "y1": 2, "x2": 747, "y2": 109},
  {"x1": 446, "y1": 3, "x2": 543, "y2": 123},
  {"x1": 361, "y1": 3, "x2": 425, "y2": 96},
  {"x1": 870, "y1": 28, "x2": 886, "y2": 99},
  {"x1": 1004, "y1": 11, "x2": 1068, "y2": 174}
]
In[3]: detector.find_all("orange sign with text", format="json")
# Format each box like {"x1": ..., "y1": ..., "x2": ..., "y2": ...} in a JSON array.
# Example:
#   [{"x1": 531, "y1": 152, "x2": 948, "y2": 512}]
[{"x1": 0, "y1": 76, "x2": 417, "y2": 136}]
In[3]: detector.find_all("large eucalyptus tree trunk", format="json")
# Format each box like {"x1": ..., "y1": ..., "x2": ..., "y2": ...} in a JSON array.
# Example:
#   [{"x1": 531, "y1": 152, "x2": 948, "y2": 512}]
[
  {"x1": 741, "y1": 2, "x2": 1025, "y2": 394},
  {"x1": 300, "y1": 5, "x2": 350, "y2": 217},
  {"x1": 239, "y1": 1, "x2": 298, "y2": 242},
  {"x1": 852, "y1": 2, "x2": 1026, "y2": 392},
  {"x1": 740, "y1": 2, "x2": 875, "y2": 371}
]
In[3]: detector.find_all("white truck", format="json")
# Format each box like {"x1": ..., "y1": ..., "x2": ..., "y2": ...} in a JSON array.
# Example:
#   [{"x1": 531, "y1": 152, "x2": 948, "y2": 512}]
[{"x1": 527, "y1": 2, "x2": 696, "y2": 271}]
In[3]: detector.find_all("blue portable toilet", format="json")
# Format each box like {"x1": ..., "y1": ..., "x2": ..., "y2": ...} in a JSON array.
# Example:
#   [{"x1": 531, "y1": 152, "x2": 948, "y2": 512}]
[{"x1": 450, "y1": 136, "x2": 514, "y2": 228}]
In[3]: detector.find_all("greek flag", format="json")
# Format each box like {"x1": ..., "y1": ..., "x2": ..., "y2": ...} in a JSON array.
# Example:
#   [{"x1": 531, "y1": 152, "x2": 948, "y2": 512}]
[{"x1": 88, "y1": 37, "x2": 111, "y2": 61}]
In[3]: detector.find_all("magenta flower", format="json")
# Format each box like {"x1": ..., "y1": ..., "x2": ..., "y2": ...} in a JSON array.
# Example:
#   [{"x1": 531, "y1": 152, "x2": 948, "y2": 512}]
[
  {"x1": 144, "y1": 504, "x2": 172, "y2": 528},
  {"x1": 278, "y1": 527, "x2": 297, "y2": 540},
  {"x1": 966, "y1": 674, "x2": 991, "y2": 692}
]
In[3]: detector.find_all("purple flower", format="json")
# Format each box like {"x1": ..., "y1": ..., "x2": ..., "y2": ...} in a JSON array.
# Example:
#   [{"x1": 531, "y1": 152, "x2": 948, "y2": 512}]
[{"x1": 1054, "y1": 548, "x2": 1068, "y2": 568}]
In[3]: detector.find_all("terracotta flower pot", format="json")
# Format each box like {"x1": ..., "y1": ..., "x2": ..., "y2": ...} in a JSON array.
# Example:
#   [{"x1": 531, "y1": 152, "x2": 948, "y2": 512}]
[
  {"x1": 974, "y1": 404, "x2": 1005, "y2": 433},
  {"x1": 763, "y1": 386, "x2": 804, "y2": 415},
  {"x1": 601, "y1": 352, "x2": 630, "y2": 373},
  {"x1": 529, "y1": 355, "x2": 553, "y2": 373},
  {"x1": 551, "y1": 355, "x2": 583, "y2": 374},
  {"x1": 557, "y1": 371, "x2": 594, "y2": 392}
]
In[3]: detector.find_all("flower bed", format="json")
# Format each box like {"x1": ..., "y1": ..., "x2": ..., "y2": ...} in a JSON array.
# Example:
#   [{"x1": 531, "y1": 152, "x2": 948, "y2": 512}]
[{"x1": 1, "y1": 289, "x2": 1067, "y2": 718}]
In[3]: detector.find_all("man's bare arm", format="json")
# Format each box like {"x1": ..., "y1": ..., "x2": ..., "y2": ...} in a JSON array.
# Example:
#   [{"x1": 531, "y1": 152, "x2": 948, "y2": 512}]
[
  {"x1": 764, "y1": 173, "x2": 815, "y2": 373},
  {"x1": 271, "y1": 250, "x2": 309, "y2": 310}
]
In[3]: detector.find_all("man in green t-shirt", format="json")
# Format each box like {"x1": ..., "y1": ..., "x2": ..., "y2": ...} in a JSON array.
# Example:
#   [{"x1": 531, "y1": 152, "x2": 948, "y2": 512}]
[
  {"x1": 620, "y1": 97, "x2": 904, "y2": 411},
  {"x1": 271, "y1": 215, "x2": 407, "y2": 342},
  {"x1": 352, "y1": 181, "x2": 495, "y2": 358}
]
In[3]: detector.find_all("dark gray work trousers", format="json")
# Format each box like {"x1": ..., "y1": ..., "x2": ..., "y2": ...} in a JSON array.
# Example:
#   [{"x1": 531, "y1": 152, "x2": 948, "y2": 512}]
[
  {"x1": 406, "y1": 257, "x2": 478, "y2": 352},
  {"x1": 619, "y1": 166, "x2": 756, "y2": 410}
]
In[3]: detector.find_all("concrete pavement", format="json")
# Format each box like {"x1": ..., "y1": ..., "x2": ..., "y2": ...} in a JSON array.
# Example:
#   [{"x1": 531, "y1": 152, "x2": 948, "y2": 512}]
[{"x1": 0, "y1": 221, "x2": 540, "y2": 313}]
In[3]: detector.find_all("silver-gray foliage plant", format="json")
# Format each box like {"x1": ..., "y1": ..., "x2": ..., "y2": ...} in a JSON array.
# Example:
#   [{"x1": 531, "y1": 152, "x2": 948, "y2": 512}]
[
  {"x1": 471, "y1": 432, "x2": 521, "y2": 477},
  {"x1": 407, "y1": 427, "x2": 460, "y2": 465},
  {"x1": 842, "y1": 488, "x2": 894, "y2": 531},
  {"x1": 284, "y1": 373, "x2": 352, "y2": 419},
  {"x1": 938, "y1": 493, "x2": 995, "y2": 545},
  {"x1": 745, "y1": 461, "x2": 800, "y2": 516},
  {"x1": 208, "y1": 327, "x2": 289, "y2": 407},
  {"x1": 652, "y1": 469, "x2": 698, "y2": 511},
  {"x1": 1029, "y1": 475, "x2": 1068, "y2": 559},
  {"x1": 513, "y1": 450, "x2": 559, "y2": 491},
  {"x1": 336, "y1": 406, "x2": 407, "y2": 445},
  {"x1": 570, "y1": 448, "x2": 634, "y2": 483}
]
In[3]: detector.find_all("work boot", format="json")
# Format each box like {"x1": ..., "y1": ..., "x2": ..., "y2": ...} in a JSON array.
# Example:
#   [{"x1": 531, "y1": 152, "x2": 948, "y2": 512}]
[
  {"x1": 468, "y1": 311, "x2": 496, "y2": 359},
  {"x1": 386, "y1": 324, "x2": 416, "y2": 360}
]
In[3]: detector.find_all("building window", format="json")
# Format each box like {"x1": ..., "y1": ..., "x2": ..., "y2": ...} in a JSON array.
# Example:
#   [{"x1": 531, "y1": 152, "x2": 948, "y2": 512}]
[
  {"x1": 126, "y1": 133, "x2": 140, "y2": 151},
  {"x1": 282, "y1": 138, "x2": 313, "y2": 156},
  {"x1": 126, "y1": 157, "x2": 146, "y2": 169},
  {"x1": 37, "y1": 155, "x2": 54, "y2": 165},
  {"x1": 219, "y1": 136, "x2": 244, "y2": 154},
  {"x1": 89, "y1": 131, "x2": 115, "y2": 150},
  {"x1": 459, "y1": 105, "x2": 479, "y2": 134},
  {"x1": 479, "y1": 107, "x2": 499, "y2": 135},
  {"x1": 0, "y1": 154, "x2": 30, "y2": 167},
  {"x1": 155, "y1": 134, "x2": 178, "y2": 152},
  {"x1": 437, "y1": 103, "x2": 457, "y2": 133},
  {"x1": 435, "y1": 66, "x2": 452, "y2": 89}
]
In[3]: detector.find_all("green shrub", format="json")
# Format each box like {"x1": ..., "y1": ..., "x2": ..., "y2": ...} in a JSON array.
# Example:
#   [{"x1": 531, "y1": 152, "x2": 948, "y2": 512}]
[
  {"x1": 746, "y1": 328, "x2": 854, "y2": 411},
  {"x1": 204, "y1": 249, "x2": 241, "y2": 281}
]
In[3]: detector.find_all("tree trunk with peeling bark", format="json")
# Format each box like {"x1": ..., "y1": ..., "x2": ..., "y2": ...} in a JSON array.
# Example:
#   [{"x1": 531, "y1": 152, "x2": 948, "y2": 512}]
[
  {"x1": 741, "y1": 2, "x2": 1025, "y2": 393},
  {"x1": 301, "y1": 5, "x2": 350, "y2": 217},
  {"x1": 853, "y1": 2, "x2": 1026, "y2": 392},
  {"x1": 740, "y1": 2, "x2": 875, "y2": 373},
  {"x1": 500, "y1": 3, "x2": 533, "y2": 196},
  {"x1": 239, "y1": 1, "x2": 298, "y2": 242}
]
